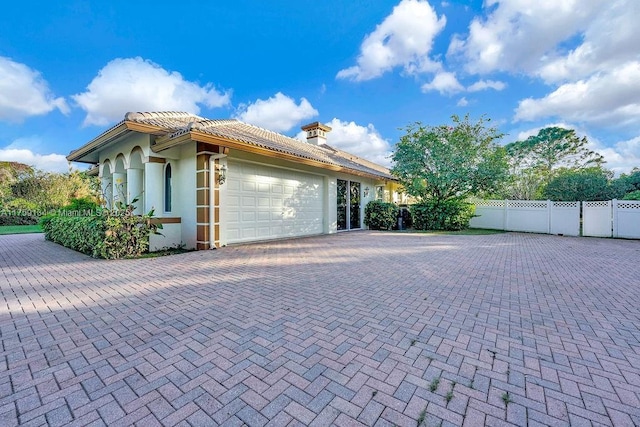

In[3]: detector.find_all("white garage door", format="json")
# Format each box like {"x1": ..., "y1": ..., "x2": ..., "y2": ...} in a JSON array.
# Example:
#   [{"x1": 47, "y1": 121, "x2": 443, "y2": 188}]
[{"x1": 226, "y1": 161, "x2": 324, "y2": 244}]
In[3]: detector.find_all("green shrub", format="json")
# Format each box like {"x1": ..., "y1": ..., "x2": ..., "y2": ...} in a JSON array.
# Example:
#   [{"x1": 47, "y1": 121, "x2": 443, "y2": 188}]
[
  {"x1": 410, "y1": 200, "x2": 475, "y2": 231},
  {"x1": 62, "y1": 197, "x2": 101, "y2": 212},
  {"x1": 1, "y1": 198, "x2": 41, "y2": 225},
  {"x1": 364, "y1": 200, "x2": 399, "y2": 230},
  {"x1": 42, "y1": 215, "x2": 104, "y2": 256},
  {"x1": 6, "y1": 198, "x2": 39, "y2": 211},
  {"x1": 97, "y1": 210, "x2": 160, "y2": 259},
  {"x1": 622, "y1": 190, "x2": 640, "y2": 200},
  {"x1": 42, "y1": 201, "x2": 161, "y2": 259},
  {"x1": 0, "y1": 213, "x2": 40, "y2": 226}
]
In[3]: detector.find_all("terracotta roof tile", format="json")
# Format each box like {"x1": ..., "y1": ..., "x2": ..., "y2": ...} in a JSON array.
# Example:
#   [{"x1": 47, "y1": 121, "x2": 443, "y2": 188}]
[{"x1": 124, "y1": 111, "x2": 394, "y2": 180}]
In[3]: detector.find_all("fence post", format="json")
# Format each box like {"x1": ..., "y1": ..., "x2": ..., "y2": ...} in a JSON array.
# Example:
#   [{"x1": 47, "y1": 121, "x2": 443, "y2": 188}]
[
  {"x1": 504, "y1": 200, "x2": 509, "y2": 231},
  {"x1": 612, "y1": 199, "x2": 618, "y2": 238},
  {"x1": 547, "y1": 200, "x2": 552, "y2": 234},
  {"x1": 579, "y1": 200, "x2": 583, "y2": 236}
]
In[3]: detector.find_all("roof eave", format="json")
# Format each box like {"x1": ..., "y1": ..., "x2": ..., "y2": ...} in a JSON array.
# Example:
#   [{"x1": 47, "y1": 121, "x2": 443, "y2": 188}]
[{"x1": 66, "y1": 121, "x2": 170, "y2": 163}]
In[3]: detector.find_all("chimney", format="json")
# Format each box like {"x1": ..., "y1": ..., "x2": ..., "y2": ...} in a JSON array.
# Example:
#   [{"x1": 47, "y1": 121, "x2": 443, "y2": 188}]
[{"x1": 301, "y1": 122, "x2": 332, "y2": 145}]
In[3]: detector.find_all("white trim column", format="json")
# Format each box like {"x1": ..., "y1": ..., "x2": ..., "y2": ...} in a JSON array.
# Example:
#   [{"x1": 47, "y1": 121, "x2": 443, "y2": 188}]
[
  {"x1": 127, "y1": 168, "x2": 144, "y2": 214},
  {"x1": 101, "y1": 176, "x2": 113, "y2": 210},
  {"x1": 112, "y1": 172, "x2": 127, "y2": 207},
  {"x1": 144, "y1": 161, "x2": 164, "y2": 215}
]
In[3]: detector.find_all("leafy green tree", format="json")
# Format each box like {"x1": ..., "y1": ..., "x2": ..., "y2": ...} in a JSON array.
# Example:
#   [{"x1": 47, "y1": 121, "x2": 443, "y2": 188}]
[
  {"x1": 625, "y1": 168, "x2": 640, "y2": 191},
  {"x1": 391, "y1": 115, "x2": 508, "y2": 202},
  {"x1": 0, "y1": 162, "x2": 34, "y2": 204},
  {"x1": 542, "y1": 167, "x2": 619, "y2": 201},
  {"x1": 502, "y1": 168, "x2": 546, "y2": 200},
  {"x1": 614, "y1": 168, "x2": 640, "y2": 196},
  {"x1": 506, "y1": 127, "x2": 604, "y2": 177},
  {"x1": 623, "y1": 190, "x2": 640, "y2": 200},
  {"x1": 6, "y1": 167, "x2": 98, "y2": 211},
  {"x1": 503, "y1": 127, "x2": 605, "y2": 199}
]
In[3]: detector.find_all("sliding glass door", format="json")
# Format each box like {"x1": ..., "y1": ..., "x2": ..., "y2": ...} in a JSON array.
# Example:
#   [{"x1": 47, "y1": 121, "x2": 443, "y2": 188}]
[{"x1": 337, "y1": 179, "x2": 361, "y2": 231}]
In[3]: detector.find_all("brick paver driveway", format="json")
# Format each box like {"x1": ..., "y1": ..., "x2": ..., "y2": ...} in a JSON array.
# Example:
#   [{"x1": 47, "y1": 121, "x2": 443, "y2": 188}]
[{"x1": 1, "y1": 232, "x2": 639, "y2": 426}]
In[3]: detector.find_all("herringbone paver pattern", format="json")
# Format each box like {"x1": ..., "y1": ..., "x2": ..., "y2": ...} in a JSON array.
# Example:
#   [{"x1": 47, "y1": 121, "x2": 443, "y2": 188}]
[{"x1": 1, "y1": 232, "x2": 639, "y2": 426}]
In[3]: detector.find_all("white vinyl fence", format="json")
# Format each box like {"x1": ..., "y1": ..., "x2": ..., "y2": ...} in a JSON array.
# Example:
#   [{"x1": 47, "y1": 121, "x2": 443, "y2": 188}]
[
  {"x1": 614, "y1": 200, "x2": 640, "y2": 239},
  {"x1": 582, "y1": 201, "x2": 611, "y2": 237},
  {"x1": 470, "y1": 199, "x2": 640, "y2": 239}
]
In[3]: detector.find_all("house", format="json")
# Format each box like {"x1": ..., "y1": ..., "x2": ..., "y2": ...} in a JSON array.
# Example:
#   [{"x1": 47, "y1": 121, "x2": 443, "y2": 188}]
[{"x1": 67, "y1": 111, "x2": 402, "y2": 250}]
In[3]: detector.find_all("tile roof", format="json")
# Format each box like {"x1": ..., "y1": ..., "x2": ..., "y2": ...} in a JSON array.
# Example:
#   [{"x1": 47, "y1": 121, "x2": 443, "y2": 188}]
[{"x1": 123, "y1": 111, "x2": 394, "y2": 180}]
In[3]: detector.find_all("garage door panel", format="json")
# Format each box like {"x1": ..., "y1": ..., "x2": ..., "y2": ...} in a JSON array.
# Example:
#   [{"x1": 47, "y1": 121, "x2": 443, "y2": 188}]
[
  {"x1": 241, "y1": 211, "x2": 256, "y2": 221},
  {"x1": 226, "y1": 161, "x2": 324, "y2": 244},
  {"x1": 242, "y1": 181, "x2": 256, "y2": 191},
  {"x1": 242, "y1": 196, "x2": 257, "y2": 207},
  {"x1": 242, "y1": 229, "x2": 256, "y2": 239}
]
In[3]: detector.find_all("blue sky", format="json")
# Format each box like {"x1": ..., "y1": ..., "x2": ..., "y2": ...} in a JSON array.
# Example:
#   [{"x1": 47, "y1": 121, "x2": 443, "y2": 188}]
[{"x1": 1, "y1": 0, "x2": 639, "y2": 174}]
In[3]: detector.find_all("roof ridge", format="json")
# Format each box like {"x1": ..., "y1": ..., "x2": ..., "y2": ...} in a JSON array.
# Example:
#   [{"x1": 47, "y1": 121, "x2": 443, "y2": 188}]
[
  {"x1": 191, "y1": 118, "x2": 240, "y2": 130},
  {"x1": 234, "y1": 120, "x2": 304, "y2": 144},
  {"x1": 125, "y1": 111, "x2": 205, "y2": 121},
  {"x1": 320, "y1": 144, "x2": 391, "y2": 174},
  {"x1": 212, "y1": 119, "x2": 324, "y2": 153}
]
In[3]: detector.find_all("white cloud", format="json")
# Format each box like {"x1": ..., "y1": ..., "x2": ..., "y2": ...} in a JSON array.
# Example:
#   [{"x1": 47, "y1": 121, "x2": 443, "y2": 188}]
[
  {"x1": 73, "y1": 57, "x2": 230, "y2": 126},
  {"x1": 336, "y1": 0, "x2": 446, "y2": 81},
  {"x1": 420, "y1": 73, "x2": 506, "y2": 95},
  {"x1": 235, "y1": 92, "x2": 318, "y2": 133},
  {"x1": 514, "y1": 122, "x2": 572, "y2": 141},
  {"x1": 515, "y1": 62, "x2": 640, "y2": 127},
  {"x1": 456, "y1": 97, "x2": 469, "y2": 107},
  {"x1": 593, "y1": 136, "x2": 640, "y2": 176},
  {"x1": 448, "y1": 0, "x2": 605, "y2": 75},
  {"x1": 421, "y1": 71, "x2": 464, "y2": 95},
  {"x1": 536, "y1": 0, "x2": 640, "y2": 83},
  {"x1": 467, "y1": 79, "x2": 506, "y2": 92},
  {"x1": 0, "y1": 148, "x2": 70, "y2": 173},
  {"x1": 297, "y1": 118, "x2": 393, "y2": 167},
  {"x1": 0, "y1": 56, "x2": 68, "y2": 122},
  {"x1": 448, "y1": 1, "x2": 640, "y2": 129}
]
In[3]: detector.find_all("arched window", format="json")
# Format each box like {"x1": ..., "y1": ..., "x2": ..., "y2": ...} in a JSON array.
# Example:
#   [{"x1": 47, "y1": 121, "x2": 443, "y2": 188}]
[{"x1": 164, "y1": 164, "x2": 172, "y2": 212}]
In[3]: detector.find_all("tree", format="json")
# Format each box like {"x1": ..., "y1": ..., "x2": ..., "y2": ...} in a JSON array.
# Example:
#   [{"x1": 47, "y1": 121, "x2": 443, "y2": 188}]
[
  {"x1": 615, "y1": 168, "x2": 640, "y2": 194},
  {"x1": 542, "y1": 167, "x2": 619, "y2": 201},
  {"x1": 6, "y1": 168, "x2": 98, "y2": 211},
  {"x1": 502, "y1": 127, "x2": 605, "y2": 199},
  {"x1": 622, "y1": 191, "x2": 640, "y2": 200},
  {"x1": 391, "y1": 115, "x2": 508, "y2": 202},
  {"x1": 502, "y1": 168, "x2": 546, "y2": 200},
  {"x1": 505, "y1": 127, "x2": 603, "y2": 181},
  {"x1": 0, "y1": 161, "x2": 34, "y2": 204}
]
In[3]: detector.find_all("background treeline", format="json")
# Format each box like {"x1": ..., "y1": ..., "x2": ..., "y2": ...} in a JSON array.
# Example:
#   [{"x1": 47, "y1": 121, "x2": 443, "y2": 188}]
[
  {"x1": 0, "y1": 161, "x2": 98, "y2": 225},
  {"x1": 388, "y1": 117, "x2": 640, "y2": 231},
  {"x1": 499, "y1": 127, "x2": 640, "y2": 201}
]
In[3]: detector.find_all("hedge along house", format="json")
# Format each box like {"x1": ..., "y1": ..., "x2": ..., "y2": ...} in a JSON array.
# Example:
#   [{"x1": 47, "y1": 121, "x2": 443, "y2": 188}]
[{"x1": 67, "y1": 111, "x2": 401, "y2": 251}]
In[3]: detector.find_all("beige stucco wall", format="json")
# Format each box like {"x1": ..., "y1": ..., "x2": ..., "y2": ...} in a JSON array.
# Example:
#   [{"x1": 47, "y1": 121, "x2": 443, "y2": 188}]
[
  {"x1": 97, "y1": 133, "x2": 185, "y2": 250},
  {"x1": 98, "y1": 133, "x2": 153, "y2": 171},
  {"x1": 175, "y1": 144, "x2": 197, "y2": 249}
]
